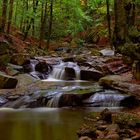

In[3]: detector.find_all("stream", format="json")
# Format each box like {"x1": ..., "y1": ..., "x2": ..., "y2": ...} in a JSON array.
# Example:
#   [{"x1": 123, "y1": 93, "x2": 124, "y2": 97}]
[{"x1": 0, "y1": 59, "x2": 139, "y2": 140}]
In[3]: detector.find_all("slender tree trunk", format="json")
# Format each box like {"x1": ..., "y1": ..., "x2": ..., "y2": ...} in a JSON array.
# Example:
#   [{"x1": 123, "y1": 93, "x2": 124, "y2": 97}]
[
  {"x1": 106, "y1": 0, "x2": 111, "y2": 43},
  {"x1": 0, "y1": 0, "x2": 8, "y2": 32},
  {"x1": 14, "y1": 0, "x2": 19, "y2": 24},
  {"x1": 46, "y1": 0, "x2": 54, "y2": 49},
  {"x1": 23, "y1": 0, "x2": 38, "y2": 40},
  {"x1": 7, "y1": 0, "x2": 14, "y2": 34},
  {"x1": 20, "y1": 0, "x2": 25, "y2": 31},
  {"x1": 39, "y1": 1, "x2": 48, "y2": 47},
  {"x1": 131, "y1": 0, "x2": 135, "y2": 26}
]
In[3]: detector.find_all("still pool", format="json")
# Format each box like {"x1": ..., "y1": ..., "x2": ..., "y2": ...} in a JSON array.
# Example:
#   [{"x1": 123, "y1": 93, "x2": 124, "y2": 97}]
[{"x1": 0, "y1": 107, "x2": 122, "y2": 140}]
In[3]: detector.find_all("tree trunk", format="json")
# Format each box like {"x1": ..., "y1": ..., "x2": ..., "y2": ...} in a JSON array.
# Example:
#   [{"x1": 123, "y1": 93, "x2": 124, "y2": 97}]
[
  {"x1": 23, "y1": 0, "x2": 38, "y2": 40},
  {"x1": 39, "y1": 1, "x2": 48, "y2": 47},
  {"x1": 14, "y1": 0, "x2": 19, "y2": 24},
  {"x1": 7, "y1": 0, "x2": 14, "y2": 34},
  {"x1": 113, "y1": 0, "x2": 126, "y2": 48},
  {"x1": 46, "y1": 0, "x2": 54, "y2": 49},
  {"x1": 106, "y1": 0, "x2": 111, "y2": 44},
  {"x1": 0, "y1": 0, "x2": 8, "y2": 32}
]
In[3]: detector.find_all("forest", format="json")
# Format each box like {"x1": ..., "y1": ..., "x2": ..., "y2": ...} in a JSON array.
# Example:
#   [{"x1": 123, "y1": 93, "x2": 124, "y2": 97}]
[{"x1": 0, "y1": 0, "x2": 140, "y2": 140}]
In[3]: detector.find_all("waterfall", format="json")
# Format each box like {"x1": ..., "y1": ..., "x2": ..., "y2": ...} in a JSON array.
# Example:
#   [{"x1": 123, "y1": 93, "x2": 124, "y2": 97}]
[
  {"x1": 30, "y1": 59, "x2": 39, "y2": 72},
  {"x1": 48, "y1": 62, "x2": 81, "y2": 80},
  {"x1": 47, "y1": 93, "x2": 63, "y2": 107},
  {"x1": 83, "y1": 90, "x2": 128, "y2": 107}
]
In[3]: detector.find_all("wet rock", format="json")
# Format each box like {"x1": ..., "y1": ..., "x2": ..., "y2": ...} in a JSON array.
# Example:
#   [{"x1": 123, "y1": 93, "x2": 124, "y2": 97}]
[
  {"x1": 81, "y1": 68, "x2": 103, "y2": 81},
  {"x1": 120, "y1": 96, "x2": 140, "y2": 107},
  {"x1": 23, "y1": 59, "x2": 38, "y2": 73},
  {"x1": 35, "y1": 61, "x2": 52, "y2": 73},
  {"x1": 99, "y1": 75, "x2": 140, "y2": 99},
  {"x1": 58, "y1": 94, "x2": 82, "y2": 107},
  {"x1": 100, "y1": 108, "x2": 112, "y2": 123},
  {"x1": 0, "y1": 72, "x2": 18, "y2": 89},
  {"x1": 0, "y1": 95, "x2": 8, "y2": 105},
  {"x1": 30, "y1": 71, "x2": 48, "y2": 79},
  {"x1": 65, "y1": 67, "x2": 76, "y2": 80},
  {"x1": 3, "y1": 95, "x2": 31, "y2": 108}
]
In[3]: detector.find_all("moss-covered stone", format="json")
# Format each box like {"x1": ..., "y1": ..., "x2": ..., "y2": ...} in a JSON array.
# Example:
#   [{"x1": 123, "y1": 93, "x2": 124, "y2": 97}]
[{"x1": 0, "y1": 72, "x2": 18, "y2": 89}]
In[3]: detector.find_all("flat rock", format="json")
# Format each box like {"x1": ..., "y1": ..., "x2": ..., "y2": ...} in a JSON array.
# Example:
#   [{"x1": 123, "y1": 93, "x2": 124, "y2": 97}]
[{"x1": 99, "y1": 75, "x2": 140, "y2": 99}]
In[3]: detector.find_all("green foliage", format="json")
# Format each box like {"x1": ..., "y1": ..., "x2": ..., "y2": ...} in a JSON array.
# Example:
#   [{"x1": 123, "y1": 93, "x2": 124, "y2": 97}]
[{"x1": 0, "y1": 0, "x2": 139, "y2": 43}]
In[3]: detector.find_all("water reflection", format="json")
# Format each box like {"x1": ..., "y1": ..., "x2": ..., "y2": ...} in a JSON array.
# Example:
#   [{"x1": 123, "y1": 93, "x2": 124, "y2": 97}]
[
  {"x1": 0, "y1": 108, "x2": 87, "y2": 140},
  {"x1": 0, "y1": 107, "x2": 123, "y2": 140}
]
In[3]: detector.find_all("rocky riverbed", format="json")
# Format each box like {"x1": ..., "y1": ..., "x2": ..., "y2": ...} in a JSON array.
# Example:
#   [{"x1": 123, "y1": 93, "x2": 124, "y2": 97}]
[{"x1": 77, "y1": 108, "x2": 140, "y2": 140}]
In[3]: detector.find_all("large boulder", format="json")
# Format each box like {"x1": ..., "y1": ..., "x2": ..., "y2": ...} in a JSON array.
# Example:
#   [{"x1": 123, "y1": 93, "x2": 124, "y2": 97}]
[
  {"x1": 35, "y1": 61, "x2": 52, "y2": 74},
  {"x1": 80, "y1": 67, "x2": 103, "y2": 81},
  {"x1": 99, "y1": 75, "x2": 140, "y2": 99},
  {"x1": 0, "y1": 72, "x2": 18, "y2": 89}
]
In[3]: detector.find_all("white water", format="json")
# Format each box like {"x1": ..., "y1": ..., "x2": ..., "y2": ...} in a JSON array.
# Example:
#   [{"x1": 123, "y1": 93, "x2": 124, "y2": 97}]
[
  {"x1": 83, "y1": 90, "x2": 128, "y2": 107},
  {"x1": 48, "y1": 62, "x2": 81, "y2": 80}
]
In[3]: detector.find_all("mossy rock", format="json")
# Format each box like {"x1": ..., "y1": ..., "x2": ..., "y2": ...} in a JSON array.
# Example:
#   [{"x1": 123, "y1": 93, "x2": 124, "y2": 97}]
[{"x1": 0, "y1": 72, "x2": 18, "y2": 89}]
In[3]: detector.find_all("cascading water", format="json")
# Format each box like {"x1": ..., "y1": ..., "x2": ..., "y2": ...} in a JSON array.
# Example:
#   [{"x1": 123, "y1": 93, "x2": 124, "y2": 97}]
[
  {"x1": 48, "y1": 61, "x2": 81, "y2": 80},
  {"x1": 21, "y1": 59, "x2": 139, "y2": 109},
  {"x1": 83, "y1": 90, "x2": 129, "y2": 107},
  {"x1": 47, "y1": 92, "x2": 63, "y2": 107}
]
